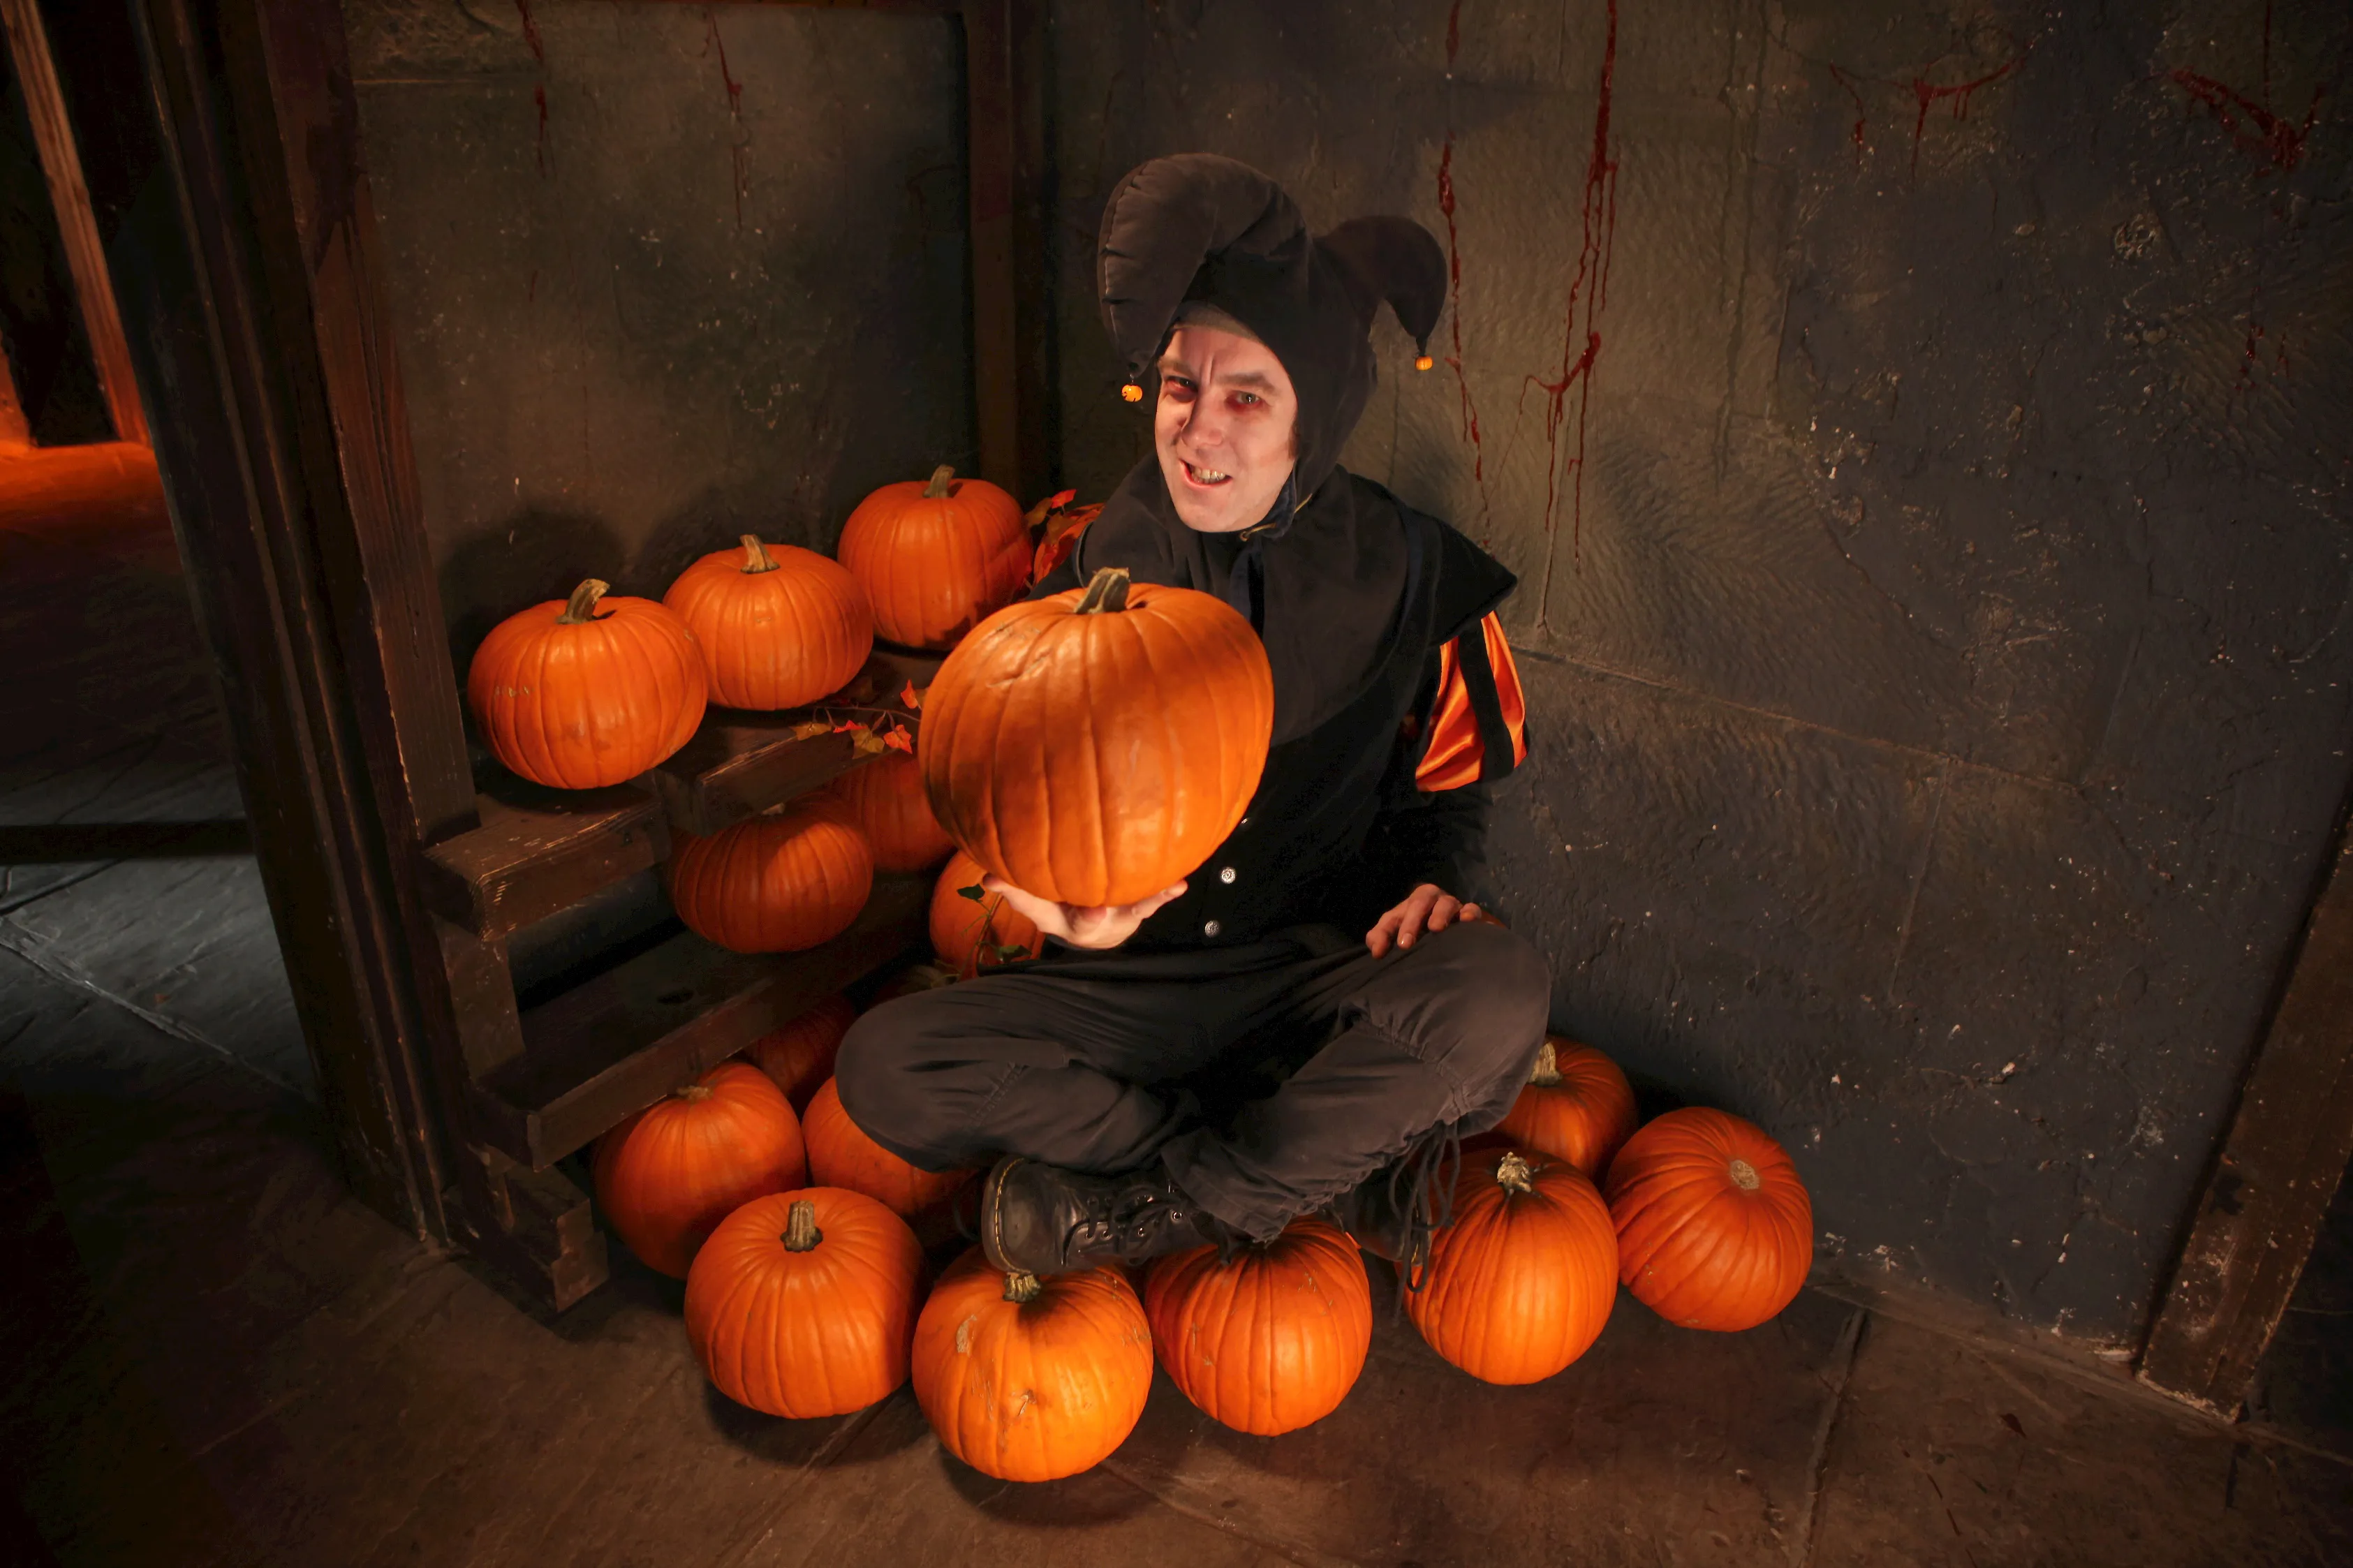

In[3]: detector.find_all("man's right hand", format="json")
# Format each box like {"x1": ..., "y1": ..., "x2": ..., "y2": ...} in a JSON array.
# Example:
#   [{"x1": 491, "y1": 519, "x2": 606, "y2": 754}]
[{"x1": 981, "y1": 875, "x2": 1189, "y2": 952}]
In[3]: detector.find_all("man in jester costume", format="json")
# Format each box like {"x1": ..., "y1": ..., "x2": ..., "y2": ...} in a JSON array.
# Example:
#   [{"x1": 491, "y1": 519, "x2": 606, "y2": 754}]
[{"x1": 840, "y1": 154, "x2": 1547, "y2": 1275}]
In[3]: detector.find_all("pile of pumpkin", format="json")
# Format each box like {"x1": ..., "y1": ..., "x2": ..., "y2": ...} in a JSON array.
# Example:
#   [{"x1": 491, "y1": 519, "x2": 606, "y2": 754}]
[
  {"x1": 460, "y1": 464, "x2": 1056, "y2": 967},
  {"x1": 600, "y1": 1009, "x2": 1814, "y2": 1482}
]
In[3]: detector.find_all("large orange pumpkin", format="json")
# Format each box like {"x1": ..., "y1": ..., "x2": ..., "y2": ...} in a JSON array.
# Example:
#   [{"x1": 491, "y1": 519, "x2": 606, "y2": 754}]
[
  {"x1": 919, "y1": 568, "x2": 1273, "y2": 907},
  {"x1": 662, "y1": 535, "x2": 873, "y2": 710},
  {"x1": 928, "y1": 850, "x2": 1041, "y2": 975},
  {"x1": 744, "y1": 993, "x2": 856, "y2": 1111},
  {"x1": 829, "y1": 752, "x2": 954, "y2": 873},
  {"x1": 804, "y1": 1076, "x2": 972, "y2": 1220},
  {"x1": 1606, "y1": 1108, "x2": 1813, "y2": 1331},
  {"x1": 669, "y1": 801, "x2": 874, "y2": 953},
  {"x1": 591, "y1": 1062, "x2": 807, "y2": 1278},
  {"x1": 685, "y1": 1189, "x2": 924, "y2": 1418},
  {"x1": 466, "y1": 578, "x2": 707, "y2": 788},
  {"x1": 1406, "y1": 1149, "x2": 1618, "y2": 1384},
  {"x1": 1495, "y1": 1037, "x2": 1639, "y2": 1179},
  {"x1": 912, "y1": 1248, "x2": 1153, "y2": 1481},
  {"x1": 837, "y1": 464, "x2": 1029, "y2": 649},
  {"x1": 1144, "y1": 1215, "x2": 1371, "y2": 1435}
]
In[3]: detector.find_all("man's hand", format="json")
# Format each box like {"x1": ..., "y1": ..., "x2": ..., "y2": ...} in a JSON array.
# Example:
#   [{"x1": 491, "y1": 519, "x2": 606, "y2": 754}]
[
  {"x1": 1366, "y1": 882, "x2": 1487, "y2": 957},
  {"x1": 982, "y1": 875, "x2": 1189, "y2": 952}
]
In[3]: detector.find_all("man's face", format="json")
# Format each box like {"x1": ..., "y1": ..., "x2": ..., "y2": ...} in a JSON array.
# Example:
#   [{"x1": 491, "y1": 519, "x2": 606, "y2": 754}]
[{"x1": 1153, "y1": 325, "x2": 1298, "y2": 534}]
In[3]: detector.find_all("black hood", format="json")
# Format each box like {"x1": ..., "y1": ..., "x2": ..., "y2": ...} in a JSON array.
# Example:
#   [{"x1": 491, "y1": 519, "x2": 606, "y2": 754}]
[{"x1": 1097, "y1": 154, "x2": 1447, "y2": 496}]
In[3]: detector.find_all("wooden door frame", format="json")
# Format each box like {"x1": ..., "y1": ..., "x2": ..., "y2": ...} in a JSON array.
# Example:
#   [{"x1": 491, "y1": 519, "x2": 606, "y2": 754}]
[{"x1": 36, "y1": 0, "x2": 1046, "y2": 1306}]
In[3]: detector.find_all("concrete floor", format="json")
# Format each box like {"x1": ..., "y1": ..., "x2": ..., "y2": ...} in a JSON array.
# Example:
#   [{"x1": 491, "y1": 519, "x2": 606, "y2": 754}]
[{"x1": 2, "y1": 441, "x2": 2350, "y2": 1567}]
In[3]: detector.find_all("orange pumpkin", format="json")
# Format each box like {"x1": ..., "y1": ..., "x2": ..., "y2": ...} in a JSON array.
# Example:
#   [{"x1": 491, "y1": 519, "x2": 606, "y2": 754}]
[
  {"x1": 591, "y1": 1062, "x2": 807, "y2": 1278},
  {"x1": 837, "y1": 464, "x2": 1030, "y2": 649},
  {"x1": 685, "y1": 1190, "x2": 924, "y2": 1418},
  {"x1": 1406, "y1": 1149, "x2": 1618, "y2": 1384},
  {"x1": 744, "y1": 993, "x2": 856, "y2": 1111},
  {"x1": 669, "y1": 801, "x2": 874, "y2": 953},
  {"x1": 829, "y1": 752, "x2": 954, "y2": 873},
  {"x1": 804, "y1": 1076, "x2": 972, "y2": 1220},
  {"x1": 1495, "y1": 1037, "x2": 1639, "y2": 1179},
  {"x1": 920, "y1": 567, "x2": 1271, "y2": 908},
  {"x1": 663, "y1": 535, "x2": 873, "y2": 710},
  {"x1": 466, "y1": 579, "x2": 707, "y2": 788},
  {"x1": 912, "y1": 1248, "x2": 1153, "y2": 1481},
  {"x1": 1144, "y1": 1215, "x2": 1371, "y2": 1435},
  {"x1": 928, "y1": 850, "x2": 1041, "y2": 975},
  {"x1": 1606, "y1": 1108, "x2": 1813, "y2": 1331}
]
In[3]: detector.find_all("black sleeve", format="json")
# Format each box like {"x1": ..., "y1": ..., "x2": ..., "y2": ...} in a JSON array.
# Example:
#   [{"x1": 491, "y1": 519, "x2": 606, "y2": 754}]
[{"x1": 1363, "y1": 776, "x2": 1498, "y2": 910}]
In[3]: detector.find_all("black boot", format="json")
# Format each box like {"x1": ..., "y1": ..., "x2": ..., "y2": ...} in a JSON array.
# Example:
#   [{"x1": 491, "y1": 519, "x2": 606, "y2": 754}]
[
  {"x1": 978, "y1": 1155, "x2": 1221, "y2": 1275},
  {"x1": 1326, "y1": 1128, "x2": 1466, "y2": 1273}
]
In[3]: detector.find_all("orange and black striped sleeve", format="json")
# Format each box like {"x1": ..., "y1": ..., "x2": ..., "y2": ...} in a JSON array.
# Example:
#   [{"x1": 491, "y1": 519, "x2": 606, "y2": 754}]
[{"x1": 1411, "y1": 613, "x2": 1527, "y2": 790}]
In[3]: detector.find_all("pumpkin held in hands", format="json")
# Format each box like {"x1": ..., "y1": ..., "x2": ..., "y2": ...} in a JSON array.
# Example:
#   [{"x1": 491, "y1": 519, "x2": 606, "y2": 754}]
[
  {"x1": 467, "y1": 579, "x2": 706, "y2": 788},
  {"x1": 686, "y1": 1190, "x2": 924, "y2": 1419},
  {"x1": 1606, "y1": 1107, "x2": 1813, "y2": 1331},
  {"x1": 919, "y1": 567, "x2": 1273, "y2": 908},
  {"x1": 829, "y1": 751, "x2": 954, "y2": 873},
  {"x1": 928, "y1": 850, "x2": 1040, "y2": 975},
  {"x1": 837, "y1": 464, "x2": 1030, "y2": 649},
  {"x1": 744, "y1": 993, "x2": 857, "y2": 1111},
  {"x1": 1144, "y1": 1215, "x2": 1371, "y2": 1435},
  {"x1": 1407, "y1": 1149, "x2": 1618, "y2": 1384},
  {"x1": 591, "y1": 1062, "x2": 806, "y2": 1278},
  {"x1": 804, "y1": 1076, "x2": 972, "y2": 1221},
  {"x1": 669, "y1": 799, "x2": 874, "y2": 953},
  {"x1": 663, "y1": 535, "x2": 873, "y2": 710},
  {"x1": 1495, "y1": 1036, "x2": 1639, "y2": 1178},
  {"x1": 913, "y1": 1249, "x2": 1154, "y2": 1481}
]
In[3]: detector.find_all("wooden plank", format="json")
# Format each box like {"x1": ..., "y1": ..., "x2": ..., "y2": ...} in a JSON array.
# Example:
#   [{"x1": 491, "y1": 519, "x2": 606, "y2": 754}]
[
  {"x1": 476, "y1": 873, "x2": 929, "y2": 1169},
  {"x1": 422, "y1": 785, "x2": 665, "y2": 940},
  {"x1": 0, "y1": 334, "x2": 27, "y2": 444},
  {"x1": 2140, "y1": 811, "x2": 2353, "y2": 1414},
  {"x1": 0, "y1": 0, "x2": 147, "y2": 444}
]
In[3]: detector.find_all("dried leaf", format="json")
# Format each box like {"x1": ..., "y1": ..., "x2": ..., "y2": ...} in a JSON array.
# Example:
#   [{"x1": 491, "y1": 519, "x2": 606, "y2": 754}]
[
  {"x1": 789, "y1": 718, "x2": 834, "y2": 741},
  {"x1": 851, "y1": 727, "x2": 888, "y2": 757},
  {"x1": 881, "y1": 727, "x2": 913, "y2": 753},
  {"x1": 900, "y1": 680, "x2": 924, "y2": 711},
  {"x1": 830, "y1": 719, "x2": 867, "y2": 734}
]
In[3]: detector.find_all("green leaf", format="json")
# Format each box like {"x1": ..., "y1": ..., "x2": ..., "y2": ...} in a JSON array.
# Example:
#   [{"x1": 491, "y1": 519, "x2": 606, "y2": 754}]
[{"x1": 958, "y1": 884, "x2": 987, "y2": 903}]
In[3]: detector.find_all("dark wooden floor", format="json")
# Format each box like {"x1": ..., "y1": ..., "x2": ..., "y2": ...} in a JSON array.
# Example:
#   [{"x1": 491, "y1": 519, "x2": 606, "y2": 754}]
[{"x1": 1, "y1": 441, "x2": 2348, "y2": 1566}]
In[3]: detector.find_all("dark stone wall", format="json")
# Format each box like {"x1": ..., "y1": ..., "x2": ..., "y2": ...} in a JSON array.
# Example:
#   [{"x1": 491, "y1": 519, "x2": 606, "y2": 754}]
[
  {"x1": 346, "y1": 0, "x2": 975, "y2": 667},
  {"x1": 1045, "y1": 0, "x2": 2352, "y2": 1343}
]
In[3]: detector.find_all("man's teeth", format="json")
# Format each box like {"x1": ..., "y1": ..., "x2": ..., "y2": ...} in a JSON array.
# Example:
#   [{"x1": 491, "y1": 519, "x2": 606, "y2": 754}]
[{"x1": 1191, "y1": 466, "x2": 1228, "y2": 482}]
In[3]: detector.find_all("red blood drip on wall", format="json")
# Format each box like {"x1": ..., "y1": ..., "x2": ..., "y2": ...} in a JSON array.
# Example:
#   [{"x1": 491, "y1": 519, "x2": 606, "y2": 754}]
[
  {"x1": 2169, "y1": 69, "x2": 2320, "y2": 172},
  {"x1": 532, "y1": 84, "x2": 549, "y2": 178},
  {"x1": 707, "y1": 12, "x2": 749, "y2": 230},
  {"x1": 1437, "y1": 0, "x2": 1489, "y2": 519},
  {"x1": 514, "y1": 0, "x2": 544, "y2": 65},
  {"x1": 1829, "y1": 64, "x2": 1869, "y2": 163},
  {"x1": 1907, "y1": 57, "x2": 2021, "y2": 178},
  {"x1": 1525, "y1": 0, "x2": 1617, "y2": 615}
]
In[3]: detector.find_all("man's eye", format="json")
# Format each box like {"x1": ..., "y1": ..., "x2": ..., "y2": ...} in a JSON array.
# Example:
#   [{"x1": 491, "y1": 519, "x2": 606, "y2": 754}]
[{"x1": 1234, "y1": 392, "x2": 1260, "y2": 406}]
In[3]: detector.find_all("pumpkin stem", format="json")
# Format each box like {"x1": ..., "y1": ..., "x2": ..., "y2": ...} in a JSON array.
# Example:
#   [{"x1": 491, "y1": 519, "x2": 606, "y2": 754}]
[
  {"x1": 1727, "y1": 1157, "x2": 1762, "y2": 1192},
  {"x1": 556, "y1": 579, "x2": 610, "y2": 624},
  {"x1": 782, "y1": 1198, "x2": 822, "y2": 1252},
  {"x1": 922, "y1": 463, "x2": 957, "y2": 499},
  {"x1": 1075, "y1": 566, "x2": 1131, "y2": 615},
  {"x1": 739, "y1": 534, "x2": 779, "y2": 573},
  {"x1": 1529, "y1": 1041, "x2": 1563, "y2": 1088},
  {"x1": 1003, "y1": 1270, "x2": 1042, "y2": 1304},
  {"x1": 675, "y1": 1083, "x2": 714, "y2": 1102},
  {"x1": 1496, "y1": 1151, "x2": 1535, "y2": 1194}
]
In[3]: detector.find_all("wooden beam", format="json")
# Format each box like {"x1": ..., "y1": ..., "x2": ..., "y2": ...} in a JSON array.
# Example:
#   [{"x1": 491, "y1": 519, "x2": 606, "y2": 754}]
[
  {"x1": 2141, "y1": 803, "x2": 2353, "y2": 1414},
  {"x1": 422, "y1": 786, "x2": 667, "y2": 941},
  {"x1": 0, "y1": 0, "x2": 147, "y2": 444},
  {"x1": 959, "y1": 0, "x2": 1048, "y2": 498},
  {"x1": 0, "y1": 334, "x2": 27, "y2": 445}
]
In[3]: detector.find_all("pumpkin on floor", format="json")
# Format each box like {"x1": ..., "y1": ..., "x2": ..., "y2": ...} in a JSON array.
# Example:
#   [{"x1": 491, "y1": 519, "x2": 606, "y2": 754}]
[
  {"x1": 912, "y1": 1248, "x2": 1153, "y2": 1481},
  {"x1": 591, "y1": 1062, "x2": 806, "y2": 1279},
  {"x1": 662, "y1": 535, "x2": 872, "y2": 710},
  {"x1": 928, "y1": 850, "x2": 1040, "y2": 976},
  {"x1": 1144, "y1": 1214, "x2": 1371, "y2": 1435},
  {"x1": 918, "y1": 567, "x2": 1272, "y2": 908},
  {"x1": 669, "y1": 799, "x2": 874, "y2": 953},
  {"x1": 829, "y1": 751, "x2": 954, "y2": 873},
  {"x1": 1495, "y1": 1036, "x2": 1639, "y2": 1179},
  {"x1": 804, "y1": 1076, "x2": 972, "y2": 1221},
  {"x1": 1606, "y1": 1107, "x2": 1813, "y2": 1332},
  {"x1": 744, "y1": 993, "x2": 857, "y2": 1111},
  {"x1": 466, "y1": 579, "x2": 706, "y2": 789},
  {"x1": 1407, "y1": 1148, "x2": 1618, "y2": 1384},
  {"x1": 836, "y1": 464, "x2": 1029, "y2": 650},
  {"x1": 686, "y1": 1190, "x2": 924, "y2": 1419}
]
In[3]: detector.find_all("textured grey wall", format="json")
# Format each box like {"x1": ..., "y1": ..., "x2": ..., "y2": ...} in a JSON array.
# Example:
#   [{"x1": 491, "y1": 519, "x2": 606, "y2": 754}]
[
  {"x1": 347, "y1": 0, "x2": 976, "y2": 665},
  {"x1": 1047, "y1": 0, "x2": 2352, "y2": 1343}
]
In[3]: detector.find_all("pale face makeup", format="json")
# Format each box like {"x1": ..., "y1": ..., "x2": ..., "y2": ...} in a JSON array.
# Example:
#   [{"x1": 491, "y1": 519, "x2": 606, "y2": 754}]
[{"x1": 1153, "y1": 325, "x2": 1299, "y2": 534}]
